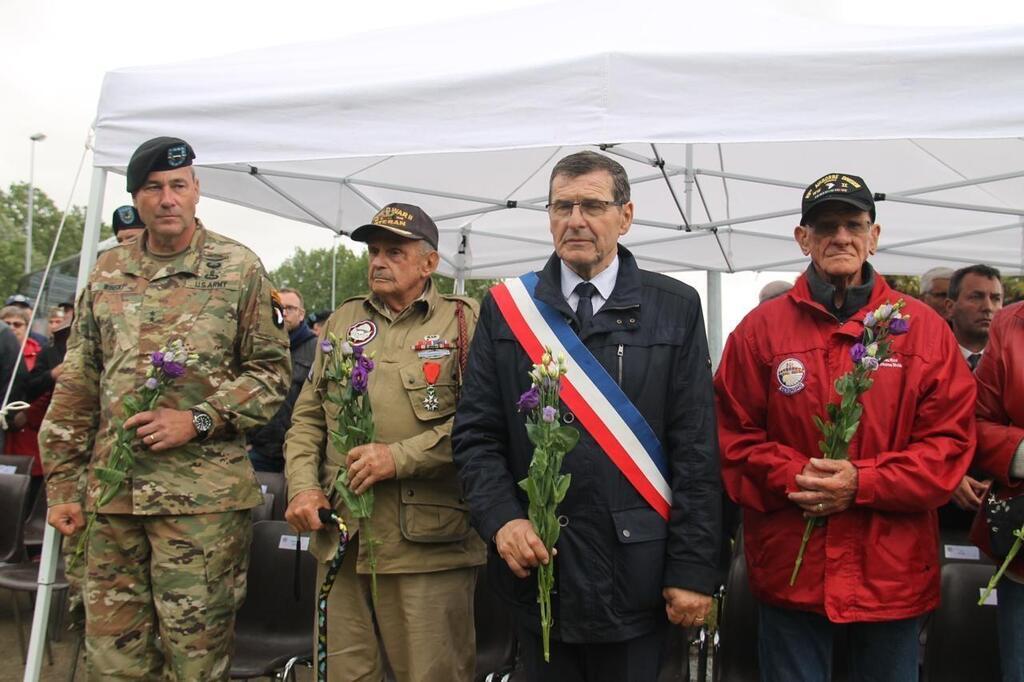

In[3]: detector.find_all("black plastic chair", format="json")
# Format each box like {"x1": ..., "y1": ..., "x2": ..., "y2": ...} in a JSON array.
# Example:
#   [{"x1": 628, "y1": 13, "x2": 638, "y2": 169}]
[
  {"x1": 229, "y1": 520, "x2": 316, "y2": 680},
  {"x1": 0, "y1": 472, "x2": 69, "y2": 664},
  {"x1": 254, "y1": 471, "x2": 287, "y2": 521},
  {"x1": 922, "y1": 562, "x2": 1001, "y2": 682},
  {"x1": 717, "y1": 530, "x2": 759, "y2": 682},
  {"x1": 0, "y1": 453, "x2": 33, "y2": 476},
  {"x1": 474, "y1": 566, "x2": 517, "y2": 682},
  {"x1": 250, "y1": 493, "x2": 275, "y2": 523},
  {"x1": 23, "y1": 484, "x2": 48, "y2": 551}
]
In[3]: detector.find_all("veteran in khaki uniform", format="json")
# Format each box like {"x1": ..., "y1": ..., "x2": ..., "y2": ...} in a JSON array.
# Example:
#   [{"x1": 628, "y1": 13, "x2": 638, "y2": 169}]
[
  {"x1": 285, "y1": 203, "x2": 486, "y2": 682},
  {"x1": 41, "y1": 137, "x2": 291, "y2": 682}
]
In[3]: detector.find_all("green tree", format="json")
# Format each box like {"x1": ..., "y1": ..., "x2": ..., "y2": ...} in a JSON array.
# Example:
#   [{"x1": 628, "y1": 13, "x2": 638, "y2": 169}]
[
  {"x1": 269, "y1": 244, "x2": 498, "y2": 314},
  {"x1": 0, "y1": 182, "x2": 112, "y2": 297}
]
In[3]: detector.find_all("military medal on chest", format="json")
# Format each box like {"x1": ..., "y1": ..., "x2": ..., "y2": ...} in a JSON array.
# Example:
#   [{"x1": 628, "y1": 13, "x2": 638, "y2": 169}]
[
  {"x1": 413, "y1": 334, "x2": 455, "y2": 359},
  {"x1": 422, "y1": 361, "x2": 441, "y2": 411}
]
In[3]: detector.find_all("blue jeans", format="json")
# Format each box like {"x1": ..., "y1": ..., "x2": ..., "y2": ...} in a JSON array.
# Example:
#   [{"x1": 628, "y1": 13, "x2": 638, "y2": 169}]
[
  {"x1": 999, "y1": 578, "x2": 1024, "y2": 682},
  {"x1": 758, "y1": 601, "x2": 921, "y2": 682}
]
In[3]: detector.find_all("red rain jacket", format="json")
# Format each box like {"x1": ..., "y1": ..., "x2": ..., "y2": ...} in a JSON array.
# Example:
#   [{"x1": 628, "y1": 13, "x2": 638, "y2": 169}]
[{"x1": 715, "y1": 273, "x2": 975, "y2": 622}]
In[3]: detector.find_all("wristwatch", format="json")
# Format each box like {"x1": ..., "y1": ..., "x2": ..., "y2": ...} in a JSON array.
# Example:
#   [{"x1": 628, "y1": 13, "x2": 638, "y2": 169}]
[{"x1": 191, "y1": 409, "x2": 213, "y2": 441}]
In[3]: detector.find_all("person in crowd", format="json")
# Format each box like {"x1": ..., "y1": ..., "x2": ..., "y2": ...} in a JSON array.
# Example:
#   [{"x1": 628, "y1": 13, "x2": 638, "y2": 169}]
[
  {"x1": 0, "y1": 321, "x2": 28, "y2": 452},
  {"x1": 939, "y1": 264, "x2": 1004, "y2": 528},
  {"x1": 46, "y1": 302, "x2": 74, "y2": 337},
  {"x1": 285, "y1": 203, "x2": 484, "y2": 682},
  {"x1": 308, "y1": 309, "x2": 332, "y2": 336},
  {"x1": 452, "y1": 151, "x2": 722, "y2": 682},
  {"x1": 40, "y1": 136, "x2": 291, "y2": 681},
  {"x1": 246, "y1": 287, "x2": 317, "y2": 472},
  {"x1": 759, "y1": 280, "x2": 793, "y2": 304},
  {"x1": 715, "y1": 173, "x2": 976, "y2": 682},
  {"x1": 974, "y1": 301, "x2": 1024, "y2": 682},
  {"x1": 112, "y1": 204, "x2": 146, "y2": 244},
  {"x1": 1, "y1": 303, "x2": 44, "y2": 493},
  {"x1": 920, "y1": 266, "x2": 954, "y2": 319},
  {"x1": 5, "y1": 294, "x2": 49, "y2": 348}
]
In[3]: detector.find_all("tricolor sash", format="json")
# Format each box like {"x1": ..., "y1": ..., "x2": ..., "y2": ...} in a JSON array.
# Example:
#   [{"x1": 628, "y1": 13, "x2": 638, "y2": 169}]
[{"x1": 491, "y1": 273, "x2": 671, "y2": 520}]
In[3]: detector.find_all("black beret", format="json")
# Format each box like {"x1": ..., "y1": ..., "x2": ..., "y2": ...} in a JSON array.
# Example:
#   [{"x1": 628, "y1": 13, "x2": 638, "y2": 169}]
[
  {"x1": 111, "y1": 205, "x2": 145, "y2": 233},
  {"x1": 126, "y1": 137, "x2": 195, "y2": 194}
]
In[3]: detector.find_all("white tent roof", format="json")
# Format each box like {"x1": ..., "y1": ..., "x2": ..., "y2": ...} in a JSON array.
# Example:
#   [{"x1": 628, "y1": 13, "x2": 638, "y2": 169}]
[{"x1": 91, "y1": 0, "x2": 1024, "y2": 277}]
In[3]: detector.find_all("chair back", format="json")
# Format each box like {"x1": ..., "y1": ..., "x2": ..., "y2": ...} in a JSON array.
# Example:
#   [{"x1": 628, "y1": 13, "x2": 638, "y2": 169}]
[
  {"x1": 250, "y1": 493, "x2": 275, "y2": 523},
  {"x1": 922, "y1": 562, "x2": 1001, "y2": 681},
  {"x1": 254, "y1": 471, "x2": 287, "y2": 520},
  {"x1": 24, "y1": 484, "x2": 48, "y2": 548},
  {"x1": 0, "y1": 473, "x2": 32, "y2": 563},
  {"x1": 473, "y1": 565, "x2": 517, "y2": 681},
  {"x1": 0, "y1": 454, "x2": 32, "y2": 476},
  {"x1": 235, "y1": 521, "x2": 316, "y2": 638}
]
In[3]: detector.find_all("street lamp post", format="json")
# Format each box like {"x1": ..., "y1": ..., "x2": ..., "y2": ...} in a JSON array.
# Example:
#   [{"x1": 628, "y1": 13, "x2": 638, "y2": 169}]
[{"x1": 25, "y1": 132, "x2": 46, "y2": 276}]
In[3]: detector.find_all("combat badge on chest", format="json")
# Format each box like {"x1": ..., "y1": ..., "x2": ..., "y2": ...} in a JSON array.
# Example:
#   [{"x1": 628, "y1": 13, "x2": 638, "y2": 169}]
[{"x1": 413, "y1": 335, "x2": 455, "y2": 412}]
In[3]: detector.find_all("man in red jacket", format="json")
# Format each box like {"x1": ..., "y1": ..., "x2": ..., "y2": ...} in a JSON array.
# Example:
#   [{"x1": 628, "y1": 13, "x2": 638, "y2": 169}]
[
  {"x1": 974, "y1": 302, "x2": 1024, "y2": 682},
  {"x1": 715, "y1": 173, "x2": 976, "y2": 682}
]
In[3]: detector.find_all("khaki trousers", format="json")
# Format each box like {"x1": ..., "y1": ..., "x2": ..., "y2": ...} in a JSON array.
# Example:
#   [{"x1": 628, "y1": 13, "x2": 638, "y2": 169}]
[{"x1": 316, "y1": 533, "x2": 478, "y2": 682}]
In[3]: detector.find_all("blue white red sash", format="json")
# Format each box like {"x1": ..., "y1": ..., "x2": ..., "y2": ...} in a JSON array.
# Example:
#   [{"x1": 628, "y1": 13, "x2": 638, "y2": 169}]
[{"x1": 491, "y1": 272, "x2": 671, "y2": 520}]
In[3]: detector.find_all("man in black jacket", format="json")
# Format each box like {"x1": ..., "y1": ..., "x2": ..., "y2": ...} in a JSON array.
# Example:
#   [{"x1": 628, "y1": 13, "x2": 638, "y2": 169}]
[
  {"x1": 452, "y1": 151, "x2": 722, "y2": 681},
  {"x1": 247, "y1": 287, "x2": 317, "y2": 472}
]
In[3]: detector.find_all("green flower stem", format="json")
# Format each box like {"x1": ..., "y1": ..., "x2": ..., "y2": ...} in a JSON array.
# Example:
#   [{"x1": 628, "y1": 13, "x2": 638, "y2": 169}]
[{"x1": 978, "y1": 523, "x2": 1024, "y2": 605}]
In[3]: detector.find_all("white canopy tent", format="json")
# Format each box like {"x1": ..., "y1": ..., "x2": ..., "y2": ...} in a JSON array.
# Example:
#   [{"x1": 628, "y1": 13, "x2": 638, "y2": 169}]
[{"x1": 23, "y1": 1, "x2": 1024, "y2": 679}]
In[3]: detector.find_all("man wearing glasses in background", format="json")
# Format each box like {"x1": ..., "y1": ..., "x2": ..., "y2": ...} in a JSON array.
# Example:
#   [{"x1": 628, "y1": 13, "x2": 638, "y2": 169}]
[
  {"x1": 453, "y1": 151, "x2": 721, "y2": 681},
  {"x1": 247, "y1": 288, "x2": 318, "y2": 473}
]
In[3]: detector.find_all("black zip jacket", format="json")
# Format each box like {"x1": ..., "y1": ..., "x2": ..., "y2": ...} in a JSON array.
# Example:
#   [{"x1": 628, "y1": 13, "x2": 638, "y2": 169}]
[{"x1": 452, "y1": 246, "x2": 722, "y2": 643}]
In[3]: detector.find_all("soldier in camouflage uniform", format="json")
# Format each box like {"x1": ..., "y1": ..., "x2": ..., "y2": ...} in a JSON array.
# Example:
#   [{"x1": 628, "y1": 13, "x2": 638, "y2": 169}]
[
  {"x1": 40, "y1": 137, "x2": 291, "y2": 682},
  {"x1": 285, "y1": 203, "x2": 486, "y2": 682}
]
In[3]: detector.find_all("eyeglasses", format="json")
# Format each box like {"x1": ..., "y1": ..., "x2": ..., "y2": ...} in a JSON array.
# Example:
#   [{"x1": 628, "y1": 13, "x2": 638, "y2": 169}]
[
  {"x1": 545, "y1": 199, "x2": 625, "y2": 218},
  {"x1": 282, "y1": 305, "x2": 303, "y2": 314},
  {"x1": 4, "y1": 320, "x2": 25, "y2": 328}
]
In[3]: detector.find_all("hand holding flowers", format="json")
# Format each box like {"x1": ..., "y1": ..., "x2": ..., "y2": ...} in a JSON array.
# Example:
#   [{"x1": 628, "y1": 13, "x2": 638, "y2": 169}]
[
  {"x1": 517, "y1": 348, "x2": 579, "y2": 662},
  {"x1": 788, "y1": 300, "x2": 909, "y2": 586}
]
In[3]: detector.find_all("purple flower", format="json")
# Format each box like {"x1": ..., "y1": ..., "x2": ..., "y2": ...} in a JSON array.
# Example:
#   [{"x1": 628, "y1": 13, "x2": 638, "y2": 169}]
[
  {"x1": 150, "y1": 351, "x2": 164, "y2": 368},
  {"x1": 850, "y1": 343, "x2": 867, "y2": 363},
  {"x1": 516, "y1": 386, "x2": 541, "y2": 412},
  {"x1": 542, "y1": 406, "x2": 558, "y2": 423},
  {"x1": 889, "y1": 318, "x2": 910, "y2": 335},
  {"x1": 860, "y1": 356, "x2": 880, "y2": 371},
  {"x1": 351, "y1": 366, "x2": 369, "y2": 394},
  {"x1": 162, "y1": 361, "x2": 186, "y2": 379},
  {"x1": 144, "y1": 377, "x2": 159, "y2": 390},
  {"x1": 864, "y1": 312, "x2": 875, "y2": 328},
  {"x1": 357, "y1": 354, "x2": 374, "y2": 372},
  {"x1": 320, "y1": 339, "x2": 334, "y2": 353}
]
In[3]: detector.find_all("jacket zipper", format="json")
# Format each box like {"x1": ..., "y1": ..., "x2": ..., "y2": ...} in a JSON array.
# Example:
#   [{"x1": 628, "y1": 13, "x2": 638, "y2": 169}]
[{"x1": 617, "y1": 344, "x2": 624, "y2": 386}]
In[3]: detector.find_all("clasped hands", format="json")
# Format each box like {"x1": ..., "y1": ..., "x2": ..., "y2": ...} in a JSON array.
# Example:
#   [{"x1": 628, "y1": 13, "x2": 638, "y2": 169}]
[
  {"x1": 788, "y1": 457, "x2": 859, "y2": 518},
  {"x1": 494, "y1": 518, "x2": 712, "y2": 628}
]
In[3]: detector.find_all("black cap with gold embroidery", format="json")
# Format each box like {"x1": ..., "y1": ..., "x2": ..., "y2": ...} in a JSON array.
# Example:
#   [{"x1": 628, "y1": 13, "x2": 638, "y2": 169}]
[
  {"x1": 126, "y1": 136, "x2": 196, "y2": 194},
  {"x1": 350, "y1": 203, "x2": 438, "y2": 250},
  {"x1": 801, "y1": 173, "x2": 876, "y2": 225}
]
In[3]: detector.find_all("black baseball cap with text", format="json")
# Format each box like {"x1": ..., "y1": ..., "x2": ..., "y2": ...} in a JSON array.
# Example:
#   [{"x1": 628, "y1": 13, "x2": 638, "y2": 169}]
[
  {"x1": 349, "y1": 203, "x2": 439, "y2": 250},
  {"x1": 801, "y1": 173, "x2": 876, "y2": 225}
]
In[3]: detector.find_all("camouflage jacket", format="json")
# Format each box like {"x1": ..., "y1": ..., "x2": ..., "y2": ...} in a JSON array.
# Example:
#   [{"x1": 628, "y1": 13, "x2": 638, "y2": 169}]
[
  {"x1": 285, "y1": 280, "x2": 486, "y2": 573},
  {"x1": 40, "y1": 222, "x2": 291, "y2": 515}
]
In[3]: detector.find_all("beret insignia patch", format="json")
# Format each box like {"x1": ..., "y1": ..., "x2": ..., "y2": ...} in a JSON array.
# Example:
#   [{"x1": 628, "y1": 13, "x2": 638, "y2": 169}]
[{"x1": 167, "y1": 144, "x2": 188, "y2": 167}]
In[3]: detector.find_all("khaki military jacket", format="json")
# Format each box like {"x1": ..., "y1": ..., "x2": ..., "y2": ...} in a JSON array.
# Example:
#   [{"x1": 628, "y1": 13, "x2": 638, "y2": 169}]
[
  {"x1": 285, "y1": 280, "x2": 486, "y2": 573},
  {"x1": 40, "y1": 222, "x2": 291, "y2": 515}
]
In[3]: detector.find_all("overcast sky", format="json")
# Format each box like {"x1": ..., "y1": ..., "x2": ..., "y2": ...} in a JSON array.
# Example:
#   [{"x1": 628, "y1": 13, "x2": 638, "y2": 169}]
[{"x1": 2, "y1": 0, "x2": 1020, "y2": 336}]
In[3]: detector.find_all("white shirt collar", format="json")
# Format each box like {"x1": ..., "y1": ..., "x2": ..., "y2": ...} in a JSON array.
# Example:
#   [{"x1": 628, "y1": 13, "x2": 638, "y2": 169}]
[
  {"x1": 560, "y1": 257, "x2": 619, "y2": 314},
  {"x1": 959, "y1": 344, "x2": 984, "y2": 361}
]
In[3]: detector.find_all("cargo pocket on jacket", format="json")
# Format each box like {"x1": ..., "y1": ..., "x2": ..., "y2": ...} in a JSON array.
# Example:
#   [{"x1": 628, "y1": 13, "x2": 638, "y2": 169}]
[
  {"x1": 399, "y1": 483, "x2": 473, "y2": 543},
  {"x1": 400, "y1": 361, "x2": 457, "y2": 420},
  {"x1": 611, "y1": 507, "x2": 668, "y2": 613}
]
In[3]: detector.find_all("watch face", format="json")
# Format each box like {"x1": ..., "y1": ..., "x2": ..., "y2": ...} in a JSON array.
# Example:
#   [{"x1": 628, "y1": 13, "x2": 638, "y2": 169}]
[{"x1": 193, "y1": 411, "x2": 213, "y2": 433}]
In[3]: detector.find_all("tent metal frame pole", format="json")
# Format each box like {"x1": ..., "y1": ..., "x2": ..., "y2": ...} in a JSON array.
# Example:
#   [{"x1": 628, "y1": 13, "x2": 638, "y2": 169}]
[
  {"x1": 24, "y1": 165, "x2": 107, "y2": 682},
  {"x1": 879, "y1": 249, "x2": 1024, "y2": 270},
  {"x1": 687, "y1": 147, "x2": 724, "y2": 364},
  {"x1": 881, "y1": 193, "x2": 1024, "y2": 217},
  {"x1": 248, "y1": 169, "x2": 340, "y2": 231},
  {"x1": 454, "y1": 226, "x2": 469, "y2": 295},
  {"x1": 898, "y1": 170, "x2": 1024, "y2": 196}
]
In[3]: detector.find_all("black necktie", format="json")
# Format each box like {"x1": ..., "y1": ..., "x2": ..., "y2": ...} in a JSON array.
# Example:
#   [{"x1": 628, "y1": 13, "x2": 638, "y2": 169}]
[
  {"x1": 968, "y1": 353, "x2": 982, "y2": 371},
  {"x1": 574, "y1": 282, "x2": 597, "y2": 336}
]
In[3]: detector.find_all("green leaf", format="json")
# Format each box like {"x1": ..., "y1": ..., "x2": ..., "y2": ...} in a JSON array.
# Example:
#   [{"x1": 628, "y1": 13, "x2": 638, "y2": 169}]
[
  {"x1": 554, "y1": 474, "x2": 572, "y2": 503},
  {"x1": 552, "y1": 425, "x2": 580, "y2": 452}
]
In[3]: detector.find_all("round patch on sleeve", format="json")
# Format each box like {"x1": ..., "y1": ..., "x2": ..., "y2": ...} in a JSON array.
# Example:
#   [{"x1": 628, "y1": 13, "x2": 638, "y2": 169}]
[{"x1": 270, "y1": 289, "x2": 285, "y2": 329}]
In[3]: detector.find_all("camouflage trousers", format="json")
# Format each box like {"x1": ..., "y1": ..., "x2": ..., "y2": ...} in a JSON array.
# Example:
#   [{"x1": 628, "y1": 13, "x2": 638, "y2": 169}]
[{"x1": 83, "y1": 511, "x2": 251, "y2": 682}]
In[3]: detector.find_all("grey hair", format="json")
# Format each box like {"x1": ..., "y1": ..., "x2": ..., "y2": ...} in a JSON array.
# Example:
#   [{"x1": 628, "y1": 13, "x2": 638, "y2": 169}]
[{"x1": 920, "y1": 267, "x2": 955, "y2": 295}]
